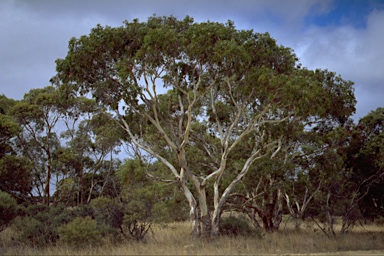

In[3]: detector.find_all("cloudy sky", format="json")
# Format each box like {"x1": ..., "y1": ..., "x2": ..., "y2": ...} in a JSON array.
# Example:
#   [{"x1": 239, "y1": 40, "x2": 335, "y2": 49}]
[{"x1": 1, "y1": 0, "x2": 383, "y2": 121}]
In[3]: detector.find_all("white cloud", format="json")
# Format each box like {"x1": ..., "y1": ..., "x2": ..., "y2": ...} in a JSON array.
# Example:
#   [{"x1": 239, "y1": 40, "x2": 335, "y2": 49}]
[
  {"x1": 0, "y1": 0, "x2": 382, "y2": 120},
  {"x1": 287, "y1": 9, "x2": 384, "y2": 119}
]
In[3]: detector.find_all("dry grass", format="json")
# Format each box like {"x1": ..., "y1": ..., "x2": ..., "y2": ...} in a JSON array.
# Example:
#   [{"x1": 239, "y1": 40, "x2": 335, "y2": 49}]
[{"x1": 1, "y1": 220, "x2": 384, "y2": 255}]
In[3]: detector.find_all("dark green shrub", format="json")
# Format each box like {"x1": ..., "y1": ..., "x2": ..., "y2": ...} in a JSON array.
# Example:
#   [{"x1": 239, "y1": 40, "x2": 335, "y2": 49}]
[
  {"x1": 69, "y1": 203, "x2": 95, "y2": 219},
  {"x1": 90, "y1": 197, "x2": 124, "y2": 238},
  {"x1": 0, "y1": 191, "x2": 18, "y2": 232},
  {"x1": 11, "y1": 203, "x2": 95, "y2": 246},
  {"x1": 18, "y1": 203, "x2": 49, "y2": 217},
  {"x1": 58, "y1": 216, "x2": 101, "y2": 247},
  {"x1": 220, "y1": 215, "x2": 259, "y2": 237},
  {"x1": 118, "y1": 159, "x2": 188, "y2": 223},
  {"x1": 91, "y1": 197, "x2": 124, "y2": 229},
  {"x1": 91, "y1": 196, "x2": 152, "y2": 241},
  {"x1": 154, "y1": 191, "x2": 189, "y2": 222},
  {"x1": 12, "y1": 204, "x2": 71, "y2": 246}
]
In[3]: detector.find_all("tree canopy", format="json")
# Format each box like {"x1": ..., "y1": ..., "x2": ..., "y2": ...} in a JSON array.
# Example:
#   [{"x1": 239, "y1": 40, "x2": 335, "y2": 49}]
[{"x1": 54, "y1": 16, "x2": 356, "y2": 238}]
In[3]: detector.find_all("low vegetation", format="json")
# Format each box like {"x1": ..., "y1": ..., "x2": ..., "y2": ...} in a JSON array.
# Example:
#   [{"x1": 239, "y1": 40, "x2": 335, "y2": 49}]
[
  {"x1": 0, "y1": 191, "x2": 18, "y2": 232},
  {"x1": 1, "y1": 217, "x2": 383, "y2": 255}
]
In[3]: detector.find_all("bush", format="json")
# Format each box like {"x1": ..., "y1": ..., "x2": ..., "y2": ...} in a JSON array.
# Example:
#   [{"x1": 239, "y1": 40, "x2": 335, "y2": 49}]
[
  {"x1": 121, "y1": 216, "x2": 152, "y2": 241},
  {"x1": 12, "y1": 203, "x2": 98, "y2": 246},
  {"x1": 0, "y1": 191, "x2": 18, "y2": 232},
  {"x1": 91, "y1": 197, "x2": 124, "y2": 230},
  {"x1": 220, "y1": 215, "x2": 259, "y2": 237},
  {"x1": 12, "y1": 204, "x2": 71, "y2": 246},
  {"x1": 58, "y1": 216, "x2": 101, "y2": 247},
  {"x1": 12, "y1": 203, "x2": 117, "y2": 247},
  {"x1": 91, "y1": 196, "x2": 152, "y2": 241},
  {"x1": 90, "y1": 197, "x2": 124, "y2": 239}
]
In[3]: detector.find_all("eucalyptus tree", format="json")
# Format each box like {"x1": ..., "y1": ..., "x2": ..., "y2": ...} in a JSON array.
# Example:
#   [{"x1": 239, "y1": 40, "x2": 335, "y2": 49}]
[
  {"x1": 55, "y1": 16, "x2": 354, "y2": 238},
  {"x1": 0, "y1": 95, "x2": 20, "y2": 158},
  {"x1": 351, "y1": 108, "x2": 384, "y2": 220},
  {"x1": 282, "y1": 110, "x2": 355, "y2": 229},
  {"x1": 0, "y1": 95, "x2": 33, "y2": 202},
  {"x1": 226, "y1": 156, "x2": 287, "y2": 231},
  {"x1": 55, "y1": 95, "x2": 122, "y2": 205},
  {"x1": 338, "y1": 108, "x2": 384, "y2": 229},
  {"x1": 10, "y1": 86, "x2": 64, "y2": 205},
  {"x1": 53, "y1": 96, "x2": 95, "y2": 205},
  {"x1": 220, "y1": 69, "x2": 355, "y2": 231}
]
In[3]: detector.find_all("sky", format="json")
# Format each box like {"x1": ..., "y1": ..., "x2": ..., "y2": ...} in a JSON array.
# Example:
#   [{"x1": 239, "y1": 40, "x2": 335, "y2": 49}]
[{"x1": 1, "y1": 0, "x2": 383, "y2": 121}]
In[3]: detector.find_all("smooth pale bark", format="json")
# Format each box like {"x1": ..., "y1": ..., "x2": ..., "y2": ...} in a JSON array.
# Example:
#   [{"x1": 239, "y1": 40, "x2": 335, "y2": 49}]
[
  {"x1": 116, "y1": 76, "x2": 286, "y2": 237},
  {"x1": 178, "y1": 178, "x2": 200, "y2": 236}
]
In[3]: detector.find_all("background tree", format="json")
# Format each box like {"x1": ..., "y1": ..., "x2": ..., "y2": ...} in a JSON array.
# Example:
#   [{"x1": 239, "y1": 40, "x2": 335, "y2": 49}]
[
  {"x1": 0, "y1": 95, "x2": 20, "y2": 157},
  {"x1": 344, "y1": 108, "x2": 384, "y2": 222},
  {"x1": 0, "y1": 95, "x2": 33, "y2": 202},
  {"x1": 55, "y1": 95, "x2": 122, "y2": 205},
  {"x1": 282, "y1": 125, "x2": 355, "y2": 231},
  {"x1": 10, "y1": 86, "x2": 63, "y2": 205},
  {"x1": 224, "y1": 69, "x2": 355, "y2": 232},
  {"x1": 54, "y1": 16, "x2": 356, "y2": 238},
  {"x1": 0, "y1": 155, "x2": 33, "y2": 202},
  {"x1": 227, "y1": 156, "x2": 286, "y2": 232}
]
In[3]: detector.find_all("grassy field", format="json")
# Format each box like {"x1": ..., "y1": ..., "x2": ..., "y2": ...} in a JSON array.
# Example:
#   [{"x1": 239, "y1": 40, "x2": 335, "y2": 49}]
[{"x1": 1, "y1": 219, "x2": 384, "y2": 255}]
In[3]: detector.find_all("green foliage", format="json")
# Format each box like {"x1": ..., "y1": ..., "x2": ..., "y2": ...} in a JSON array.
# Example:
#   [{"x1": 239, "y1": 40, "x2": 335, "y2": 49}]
[
  {"x1": 348, "y1": 108, "x2": 384, "y2": 220},
  {"x1": 220, "y1": 215, "x2": 260, "y2": 237},
  {"x1": 91, "y1": 196, "x2": 154, "y2": 241},
  {"x1": 118, "y1": 159, "x2": 188, "y2": 223},
  {"x1": 13, "y1": 201, "x2": 136, "y2": 246},
  {"x1": 58, "y1": 216, "x2": 101, "y2": 247},
  {"x1": 8, "y1": 86, "x2": 64, "y2": 205},
  {"x1": 0, "y1": 113, "x2": 21, "y2": 157},
  {"x1": 94, "y1": 196, "x2": 153, "y2": 242},
  {"x1": 55, "y1": 97, "x2": 122, "y2": 205},
  {"x1": 90, "y1": 196, "x2": 124, "y2": 235},
  {"x1": 0, "y1": 155, "x2": 32, "y2": 202},
  {"x1": 52, "y1": 15, "x2": 356, "y2": 238},
  {"x1": 55, "y1": 15, "x2": 353, "y2": 125},
  {"x1": 11, "y1": 204, "x2": 97, "y2": 246},
  {"x1": 0, "y1": 191, "x2": 18, "y2": 232},
  {"x1": 11, "y1": 191, "x2": 156, "y2": 247},
  {"x1": 53, "y1": 177, "x2": 77, "y2": 206},
  {"x1": 154, "y1": 189, "x2": 189, "y2": 222},
  {"x1": 13, "y1": 204, "x2": 67, "y2": 246},
  {"x1": 92, "y1": 159, "x2": 189, "y2": 240}
]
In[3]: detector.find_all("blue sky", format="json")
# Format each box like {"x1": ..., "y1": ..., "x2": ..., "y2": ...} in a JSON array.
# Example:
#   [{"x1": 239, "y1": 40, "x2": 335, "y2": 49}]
[
  {"x1": 0, "y1": 0, "x2": 383, "y2": 121},
  {"x1": 306, "y1": 0, "x2": 383, "y2": 28}
]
